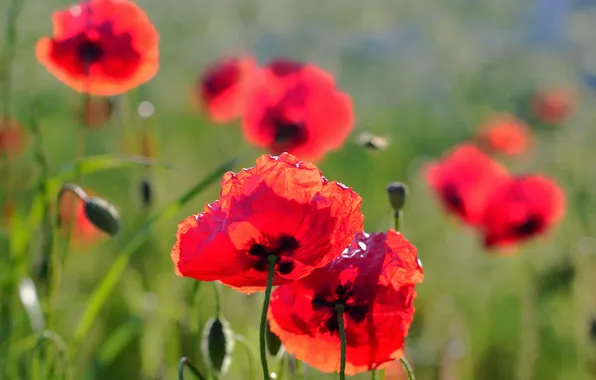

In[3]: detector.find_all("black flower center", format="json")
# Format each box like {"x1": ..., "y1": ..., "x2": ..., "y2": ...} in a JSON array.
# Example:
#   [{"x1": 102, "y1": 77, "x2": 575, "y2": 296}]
[
  {"x1": 442, "y1": 183, "x2": 464, "y2": 213},
  {"x1": 312, "y1": 282, "x2": 369, "y2": 335},
  {"x1": 512, "y1": 215, "x2": 544, "y2": 236},
  {"x1": 248, "y1": 234, "x2": 299, "y2": 275},
  {"x1": 77, "y1": 39, "x2": 104, "y2": 64},
  {"x1": 203, "y1": 65, "x2": 238, "y2": 98},
  {"x1": 274, "y1": 120, "x2": 308, "y2": 146}
]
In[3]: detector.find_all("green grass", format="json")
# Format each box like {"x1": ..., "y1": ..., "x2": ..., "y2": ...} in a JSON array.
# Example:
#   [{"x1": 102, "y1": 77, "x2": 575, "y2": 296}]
[{"x1": 2, "y1": 0, "x2": 596, "y2": 379}]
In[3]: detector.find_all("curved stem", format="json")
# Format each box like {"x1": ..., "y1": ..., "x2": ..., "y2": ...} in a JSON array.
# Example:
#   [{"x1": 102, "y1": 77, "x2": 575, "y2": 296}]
[
  {"x1": 399, "y1": 357, "x2": 415, "y2": 380},
  {"x1": 260, "y1": 255, "x2": 277, "y2": 380},
  {"x1": 178, "y1": 357, "x2": 207, "y2": 380},
  {"x1": 235, "y1": 334, "x2": 256, "y2": 380},
  {"x1": 34, "y1": 330, "x2": 71, "y2": 380},
  {"x1": 336, "y1": 305, "x2": 346, "y2": 380}
]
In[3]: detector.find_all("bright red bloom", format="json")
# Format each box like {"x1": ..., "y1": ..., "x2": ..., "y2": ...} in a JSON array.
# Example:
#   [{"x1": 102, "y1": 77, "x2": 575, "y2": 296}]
[
  {"x1": 242, "y1": 59, "x2": 354, "y2": 161},
  {"x1": 481, "y1": 175, "x2": 565, "y2": 249},
  {"x1": 0, "y1": 119, "x2": 28, "y2": 158},
  {"x1": 531, "y1": 87, "x2": 576, "y2": 124},
  {"x1": 426, "y1": 144, "x2": 510, "y2": 226},
  {"x1": 170, "y1": 153, "x2": 363, "y2": 294},
  {"x1": 197, "y1": 57, "x2": 257, "y2": 123},
  {"x1": 36, "y1": 0, "x2": 159, "y2": 96},
  {"x1": 59, "y1": 190, "x2": 104, "y2": 247},
  {"x1": 268, "y1": 230, "x2": 423, "y2": 375},
  {"x1": 476, "y1": 113, "x2": 532, "y2": 156}
]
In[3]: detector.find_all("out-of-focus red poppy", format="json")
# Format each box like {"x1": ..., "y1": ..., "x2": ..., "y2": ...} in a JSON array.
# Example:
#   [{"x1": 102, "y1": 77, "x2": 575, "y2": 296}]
[
  {"x1": 36, "y1": 0, "x2": 159, "y2": 96},
  {"x1": 268, "y1": 230, "x2": 423, "y2": 375},
  {"x1": 531, "y1": 87, "x2": 576, "y2": 125},
  {"x1": 425, "y1": 144, "x2": 510, "y2": 226},
  {"x1": 242, "y1": 59, "x2": 354, "y2": 161},
  {"x1": 481, "y1": 175, "x2": 565, "y2": 249},
  {"x1": 0, "y1": 119, "x2": 28, "y2": 158},
  {"x1": 384, "y1": 360, "x2": 408, "y2": 380},
  {"x1": 476, "y1": 113, "x2": 532, "y2": 156},
  {"x1": 197, "y1": 56, "x2": 257, "y2": 123},
  {"x1": 81, "y1": 97, "x2": 113, "y2": 127},
  {"x1": 59, "y1": 190, "x2": 104, "y2": 247},
  {"x1": 170, "y1": 152, "x2": 364, "y2": 294}
]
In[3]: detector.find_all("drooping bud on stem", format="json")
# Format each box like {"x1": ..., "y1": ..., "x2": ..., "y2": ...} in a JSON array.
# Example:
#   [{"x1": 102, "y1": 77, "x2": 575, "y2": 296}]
[
  {"x1": 266, "y1": 321, "x2": 283, "y2": 357},
  {"x1": 57, "y1": 183, "x2": 121, "y2": 236},
  {"x1": 84, "y1": 196, "x2": 121, "y2": 236},
  {"x1": 201, "y1": 317, "x2": 235, "y2": 375}
]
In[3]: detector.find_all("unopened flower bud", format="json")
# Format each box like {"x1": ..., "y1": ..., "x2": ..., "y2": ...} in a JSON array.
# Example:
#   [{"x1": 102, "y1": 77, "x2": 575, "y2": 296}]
[
  {"x1": 266, "y1": 321, "x2": 283, "y2": 357},
  {"x1": 84, "y1": 196, "x2": 121, "y2": 236},
  {"x1": 201, "y1": 317, "x2": 235, "y2": 374},
  {"x1": 140, "y1": 178, "x2": 152, "y2": 207},
  {"x1": 386, "y1": 182, "x2": 408, "y2": 212}
]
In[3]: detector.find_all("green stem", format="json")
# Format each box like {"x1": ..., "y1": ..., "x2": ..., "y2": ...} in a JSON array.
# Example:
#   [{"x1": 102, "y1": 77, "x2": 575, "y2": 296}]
[
  {"x1": 394, "y1": 211, "x2": 402, "y2": 231},
  {"x1": 336, "y1": 305, "x2": 346, "y2": 380},
  {"x1": 70, "y1": 156, "x2": 239, "y2": 358},
  {"x1": 34, "y1": 330, "x2": 71, "y2": 380},
  {"x1": 178, "y1": 357, "x2": 207, "y2": 380},
  {"x1": 295, "y1": 358, "x2": 304, "y2": 380},
  {"x1": 399, "y1": 357, "x2": 415, "y2": 380},
  {"x1": 260, "y1": 255, "x2": 277, "y2": 380},
  {"x1": 371, "y1": 369, "x2": 376, "y2": 380},
  {"x1": 211, "y1": 282, "x2": 222, "y2": 317}
]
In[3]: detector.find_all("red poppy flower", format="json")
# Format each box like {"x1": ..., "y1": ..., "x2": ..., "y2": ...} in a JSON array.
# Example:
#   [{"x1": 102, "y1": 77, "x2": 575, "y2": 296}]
[
  {"x1": 268, "y1": 230, "x2": 424, "y2": 375},
  {"x1": 531, "y1": 87, "x2": 576, "y2": 124},
  {"x1": 59, "y1": 190, "x2": 104, "y2": 247},
  {"x1": 170, "y1": 152, "x2": 364, "y2": 294},
  {"x1": 197, "y1": 56, "x2": 257, "y2": 123},
  {"x1": 242, "y1": 59, "x2": 354, "y2": 161},
  {"x1": 481, "y1": 175, "x2": 565, "y2": 249},
  {"x1": 0, "y1": 119, "x2": 28, "y2": 158},
  {"x1": 425, "y1": 144, "x2": 510, "y2": 226},
  {"x1": 476, "y1": 113, "x2": 532, "y2": 156},
  {"x1": 36, "y1": 0, "x2": 159, "y2": 96}
]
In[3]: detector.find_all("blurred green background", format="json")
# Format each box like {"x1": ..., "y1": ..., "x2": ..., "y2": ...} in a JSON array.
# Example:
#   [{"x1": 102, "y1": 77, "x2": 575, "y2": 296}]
[{"x1": 2, "y1": 0, "x2": 596, "y2": 379}]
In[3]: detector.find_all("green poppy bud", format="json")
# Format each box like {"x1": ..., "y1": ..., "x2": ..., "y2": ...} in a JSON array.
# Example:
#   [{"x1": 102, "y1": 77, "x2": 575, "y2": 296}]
[
  {"x1": 266, "y1": 321, "x2": 283, "y2": 357},
  {"x1": 201, "y1": 317, "x2": 235, "y2": 374},
  {"x1": 386, "y1": 182, "x2": 408, "y2": 212},
  {"x1": 84, "y1": 196, "x2": 121, "y2": 236}
]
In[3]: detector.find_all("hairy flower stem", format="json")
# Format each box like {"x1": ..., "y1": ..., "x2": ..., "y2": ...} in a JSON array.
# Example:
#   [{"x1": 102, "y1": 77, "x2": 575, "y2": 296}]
[
  {"x1": 400, "y1": 357, "x2": 415, "y2": 380},
  {"x1": 336, "y1": 304, "x2": 346, "y2": 380},
  {"x1": 178, "y1": 357, "x2": 207, "y2": 380},
  {"x1": 260, "y1": 255, "x2": 277, "y2": 380}
]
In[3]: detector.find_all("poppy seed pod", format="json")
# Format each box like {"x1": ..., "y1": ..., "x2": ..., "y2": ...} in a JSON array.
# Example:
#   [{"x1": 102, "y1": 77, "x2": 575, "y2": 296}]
[
  {"x1": 266, "y1": 321, "x2": 283, "y2": 357},
  {"x1": 386, "y1": 182, "x2": 408, "y2": 212},
  {"x1": 83, "y1": 197, "x2": 121, "y2": 236},
  {"x1": 201, "y1": 317, "x2": 235, "y2": 374}
]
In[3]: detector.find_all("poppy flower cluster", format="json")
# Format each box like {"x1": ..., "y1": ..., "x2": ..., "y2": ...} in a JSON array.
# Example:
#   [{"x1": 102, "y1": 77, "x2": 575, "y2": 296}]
[
  {"x1": 36, "y1": 0, "x2": 159, "y2": 96},
  {"x1": 427, "y1": 144, "x2": 565, "y2": 250},
  {"x1": 171, "y1": 152, "x2": 424, "y2": 375},
  {"x1": 197, "y1": 57, "x2": 355, "y2": 161}
]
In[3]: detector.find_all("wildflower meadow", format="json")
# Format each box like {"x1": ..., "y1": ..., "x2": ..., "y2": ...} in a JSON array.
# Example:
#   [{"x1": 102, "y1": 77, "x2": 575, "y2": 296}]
[{"x1": 1, "y1": 0, "x2": 596, "y2": 379}]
